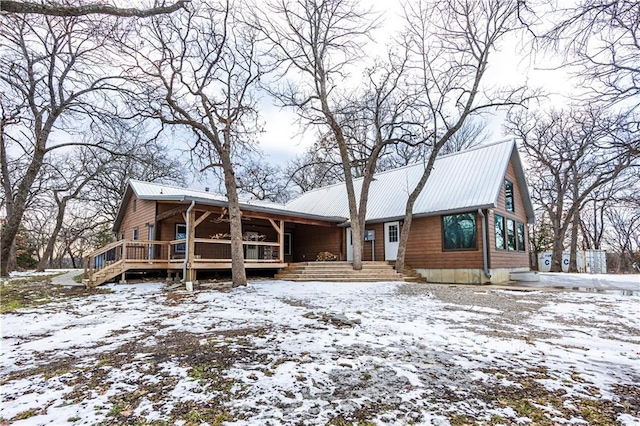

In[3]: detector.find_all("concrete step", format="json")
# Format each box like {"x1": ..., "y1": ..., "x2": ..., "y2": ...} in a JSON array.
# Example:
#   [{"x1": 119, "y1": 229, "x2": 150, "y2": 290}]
[
  {"x1": 279, "y1": 277, "x2": 405, "y2": 282},
  {"x1": 276, "y1": 261, "x2": 406, "y2": 282},
  {"x1": 276, "y1": 273, "x2": 403, "y2": 279}
]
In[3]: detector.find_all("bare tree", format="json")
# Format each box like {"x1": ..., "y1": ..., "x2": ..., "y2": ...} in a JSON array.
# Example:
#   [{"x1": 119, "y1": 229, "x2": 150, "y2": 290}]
[
  {"x1": 505, "y1": 105, "x2": 636, "y2": 272},
  {"x1": 538, "y1": 0, "x2": 640, "y2": 109},
  {"x1": 394, "y1": 0, "x2": 533, "y2": 274},
  {"x1": 262, "y1": 0, "x2": 417, "y2": 269},
  {"x1": 124, "y1": 0, "x2": 263, "y2": 286},
  {"x1": 439, "y1": 118, "x2": 492, "y2": 155},
  {"x1": 1, "y1": 0, "x2": 188, "y2": 17},
  {"x1": 0, "y1": 12, "x2": 128, "y2": 276}
]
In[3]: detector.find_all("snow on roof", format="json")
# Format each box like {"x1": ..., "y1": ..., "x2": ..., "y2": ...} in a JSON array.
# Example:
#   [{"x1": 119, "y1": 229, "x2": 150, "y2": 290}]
[{"x1": 286, "y1": 138, "x2": 533, "y2": 222}]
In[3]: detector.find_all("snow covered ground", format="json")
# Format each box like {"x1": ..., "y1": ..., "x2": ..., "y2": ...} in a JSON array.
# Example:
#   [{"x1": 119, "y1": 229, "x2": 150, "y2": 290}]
[
  {"x1": 536, "y1": 272, "x2": 640, "y2": 292},
  {"x1": 1, "y1": 276, "x2": 639, "y2": 425}
]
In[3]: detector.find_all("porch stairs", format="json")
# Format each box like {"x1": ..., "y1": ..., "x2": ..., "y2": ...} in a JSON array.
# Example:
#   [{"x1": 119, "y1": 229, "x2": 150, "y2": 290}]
[
  {"x1": 84, "y1": 261, "x2": 130, "y2": 287},
  {"x1": 275, "y1": 261, "x2": 415, "y2": 282}
]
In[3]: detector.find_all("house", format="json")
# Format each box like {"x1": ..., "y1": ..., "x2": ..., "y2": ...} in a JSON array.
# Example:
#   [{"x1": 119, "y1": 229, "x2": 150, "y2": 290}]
[{"x1": 84, "y1": 138, "x2": 534, "y2": 286}]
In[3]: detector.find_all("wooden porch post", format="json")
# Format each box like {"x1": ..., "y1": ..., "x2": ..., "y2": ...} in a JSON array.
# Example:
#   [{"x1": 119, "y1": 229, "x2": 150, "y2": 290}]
[
  {"x1": 269, "y1": 219, "x2": 285, "y2": 262},
  {"x1": 186, "y1": 208, "x2": 196, "y2": 282},
  {"x1": 279, "y1": 220, "x2": 285, "y2": 262}
]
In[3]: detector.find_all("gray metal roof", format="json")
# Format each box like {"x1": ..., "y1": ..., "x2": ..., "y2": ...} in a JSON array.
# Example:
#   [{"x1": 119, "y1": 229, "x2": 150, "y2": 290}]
[
  {"x1": 112, "y1": 138, "x2": 534, "y2": 231},
  {"x1": 285, "y1": 138, "x2": 535, "y2": 223}
]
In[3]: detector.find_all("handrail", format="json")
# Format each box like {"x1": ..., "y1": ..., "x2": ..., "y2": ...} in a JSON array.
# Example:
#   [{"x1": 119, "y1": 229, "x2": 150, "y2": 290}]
[
  {"x1": 194, "y1": 238, "x2": 280, "y2": 247},
  {"x1": 87, "y1": 239, "x2": 124, "y2": 260}
]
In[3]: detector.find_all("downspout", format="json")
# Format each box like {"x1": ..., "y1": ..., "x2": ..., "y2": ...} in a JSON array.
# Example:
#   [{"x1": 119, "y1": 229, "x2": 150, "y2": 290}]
[
  {"x1": 478, "y1": 209, "x2": 492, "y2": 280},
  {"x1": 183, "y1": 201, "x2": 196, "y2": 282}
]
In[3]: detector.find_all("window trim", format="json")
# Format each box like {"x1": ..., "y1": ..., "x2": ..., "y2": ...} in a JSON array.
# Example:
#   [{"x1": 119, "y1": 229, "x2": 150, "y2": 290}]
[
  {"x1": 441, "y1": 212, "x2": 478, "y2": 251},
  {"x1": 506, "y1": 218, "x2": 516, "y2": 251},
  {"x1": 505, "y1": 179, "x2": 515, "y2": 213},
  {"x1": 175, "y1": 223, "x2": 187, "y2": 253},
  {"x1": 516, "y1": 221, "x2": 526, "y2": 252}
]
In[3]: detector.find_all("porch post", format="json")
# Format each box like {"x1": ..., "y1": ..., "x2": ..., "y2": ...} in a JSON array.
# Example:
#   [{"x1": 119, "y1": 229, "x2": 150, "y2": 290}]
[
  {"x1": 268, "y1": 219, "x2": 285, "y2": 263},
  {"x1": 279, "y1": 220, "x2": 285, "y2": 262},
  {"x1": 186, "y1": 208, "x2": 196, "y2": 282}
]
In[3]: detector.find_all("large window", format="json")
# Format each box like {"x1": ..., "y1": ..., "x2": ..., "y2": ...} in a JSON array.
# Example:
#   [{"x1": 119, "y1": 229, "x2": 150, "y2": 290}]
[
  {"x1": 506, "y1": 218, "x2": 516, "y2": 251},
  {"x1": 516, "y1": 221, "x2": 526, "y2": 252},
  {"x1": 505, "y1": 179, "x2": 514, "y2": 212},
  {"x1": 495, "y1": 214, "x2": 506, "y2": 250},
  {"x1": 176, "y1": 223, "x2": 187, "y2": 252},
  {"x1": 442, "y1": 213, "x2": 477, "y2": 250}
]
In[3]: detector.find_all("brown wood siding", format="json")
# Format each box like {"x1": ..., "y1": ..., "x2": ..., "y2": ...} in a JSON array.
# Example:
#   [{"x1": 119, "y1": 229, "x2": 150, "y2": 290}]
[
  {"x1": 404, "y1": 215, "x2": 484, "y2": 269},
  {"x1": 117, "y1": 196, "x2": 156, "y2": 240},
  {"x1": 293, "y1": 224, "x2": 342, "y2": 262},
  {"x1": 362, "y1": 223, "x2": 384, "y2": 261},
  {"x1": 489, "y1": 160, "x2": 530, "y2": 268}
]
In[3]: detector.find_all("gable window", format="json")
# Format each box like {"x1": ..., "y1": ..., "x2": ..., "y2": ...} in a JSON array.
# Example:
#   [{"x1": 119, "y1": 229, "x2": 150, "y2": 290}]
[
  {"x1": 284, "y1": 232, "x2": 292, "y2": 256},
  {"x1": 506, "y1": 219, "x2": 516, "y2": 251},
  {"x1": 505, "y1": 180, "x2": 514, "y2": 212},
  {"x1": 176, "y1": 224, "x2": 187, "y2": 253},
  {"x1": 495, "y1": 214, "x2": 506, "y2": 250},
  {"x1": 132, "y1": 227, "x2": 139, "y2": 241},
  {"x1": 517, "y1": 221, "x2": 526, "y2": 252},
  {"x1": 133, "y1": 199, "x2": 137, "y2": 212},
  {"x1": 442, "y1": 213, "x2": 476, "y2": 250}
]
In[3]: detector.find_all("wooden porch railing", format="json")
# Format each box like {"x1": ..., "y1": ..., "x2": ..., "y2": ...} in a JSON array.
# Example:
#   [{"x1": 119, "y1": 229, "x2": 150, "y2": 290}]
[{"x1": 85, "y1": 238, "x2": 283, "y2": 278}]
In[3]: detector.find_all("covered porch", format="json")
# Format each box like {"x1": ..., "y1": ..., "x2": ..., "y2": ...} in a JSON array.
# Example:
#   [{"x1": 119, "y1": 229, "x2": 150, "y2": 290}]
[{"x1": 84, "y1": 201, "x2": 343, "y2": 286}]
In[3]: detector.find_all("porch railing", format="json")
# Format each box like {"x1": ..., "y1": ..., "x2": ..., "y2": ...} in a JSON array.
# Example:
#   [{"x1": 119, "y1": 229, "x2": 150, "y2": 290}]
[{"x1": 85, "y1": 238, "x2": 283, "y2": 278}]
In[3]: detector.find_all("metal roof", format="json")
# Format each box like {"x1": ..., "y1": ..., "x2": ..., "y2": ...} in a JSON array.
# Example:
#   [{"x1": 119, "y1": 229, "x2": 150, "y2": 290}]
[
  {"x1": 285, "y1": 138, "x2": 535, "y2": 223},
  {"x1": 112, "y1": 138, "x2": 534, "y2": 231}
]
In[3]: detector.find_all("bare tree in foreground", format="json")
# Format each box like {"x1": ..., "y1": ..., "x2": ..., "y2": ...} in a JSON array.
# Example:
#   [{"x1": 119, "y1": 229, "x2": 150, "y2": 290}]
[
  {"x1": 394, "y1": 0, "x2": 532, "y2": 274},
  {"x1": 263, "y1": 0, "x2": 416, "y2": 270},
  {"x1": 126, "y1": 0, "x2": 263, "y2": 286},
  {"x1": 0, "y1": 13, "x2": 127, "y2": 276}
]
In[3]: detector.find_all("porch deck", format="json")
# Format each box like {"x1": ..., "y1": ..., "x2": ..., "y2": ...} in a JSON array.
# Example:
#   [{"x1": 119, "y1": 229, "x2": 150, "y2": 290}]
[{"x1": 83, "y1": 239, "x2": 287, "y2": 287}]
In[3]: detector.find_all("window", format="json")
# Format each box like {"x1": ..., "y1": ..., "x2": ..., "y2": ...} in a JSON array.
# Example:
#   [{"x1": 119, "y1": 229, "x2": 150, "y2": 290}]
[
  {"x1": 176, "y1": 223, "x2": 187, "y2": 252},
  {"x1": 132, "y1": 227, "x2": 139, "y2": 241},
  {"x1": 495, "y1": 214, "x2": 506, "y2": 250},
  {"x1": 442, "y1": 213, "x2": 477, "y2": 250},
  {"x1": 388, "y1": 224, "x2": 398, "y2": 242},
  {"x1": 119, "y1": 232, "x2": 125, "y2": 240},
  {"x1": 506, "y1": 219, "x2": 516, "y2": 251},
  {"x1": 517, "y1": 221, "x2": 526, "y2": 252},
  {"x1": 133, "y1": 199, "x2": 137, "y2": 212},
  {"x1": 505, "y1": 180, "x2": 514, "y2": 212},
  {"x1": 284, "y1": 232, "x2": 292, "y2": 256}
]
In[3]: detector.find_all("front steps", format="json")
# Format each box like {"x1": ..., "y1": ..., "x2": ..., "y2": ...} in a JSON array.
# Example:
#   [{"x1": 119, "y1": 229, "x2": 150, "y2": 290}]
[{"x1": 275, "y1": 261, "x2": 407, "y2": 282}]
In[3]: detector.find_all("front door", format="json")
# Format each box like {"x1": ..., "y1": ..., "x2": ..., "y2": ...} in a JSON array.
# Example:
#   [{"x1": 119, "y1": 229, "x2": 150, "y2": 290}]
[
  {"x1": 384, "y1": 221, "x2": 400, "y2": 261},
  {"x1": 245, "y1": 231, "x2": 259, "y2": 260},
  {"x1": 346, "y1": 227, "x2": 353, "y2": 261}
]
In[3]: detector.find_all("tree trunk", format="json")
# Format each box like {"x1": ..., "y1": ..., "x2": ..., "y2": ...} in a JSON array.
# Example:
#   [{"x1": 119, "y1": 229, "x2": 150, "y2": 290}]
[
  {"x1": 222, "y1": 156, "x2": 247, "y2": 287},
  {"x1": 550, "y1": 234, "x2": 564, "y2": 272},
  {"x1": 568, "y1": 208, "x2": 580, "y2": 272},
  {"x1": 37, "y1": 200, "x2": 67, "y2": 271}
]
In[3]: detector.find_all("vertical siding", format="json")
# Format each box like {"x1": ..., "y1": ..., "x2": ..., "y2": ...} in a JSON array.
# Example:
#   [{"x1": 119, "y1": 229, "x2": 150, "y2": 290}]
[
  {"x1": 489, "y1": 161, "x2": 530, "y2": 268},
  {"x1": 404, "y1": 215, "x2": 484, "y2": 269},
  {"x1": 362, "y1": 223, "x2": 384, "y2": 261},
  {"x1": 117, "y1": 196, "x2": 156, "y2": 240}
]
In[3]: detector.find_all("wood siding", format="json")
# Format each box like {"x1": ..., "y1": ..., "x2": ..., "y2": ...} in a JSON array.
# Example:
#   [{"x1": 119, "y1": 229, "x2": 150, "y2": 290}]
[
  {"x1": 293, "y1": 224, "x2": 342, "y2": 262},
  {"x1": 488, "y1": 161, "x2": 530, "y2": 269},
  {"x1": 404, "y1": 215, "x2": 484, "y2": 269},
  {"x1": 116, "y1": 196, "x2": 156, "y2": 240}
]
